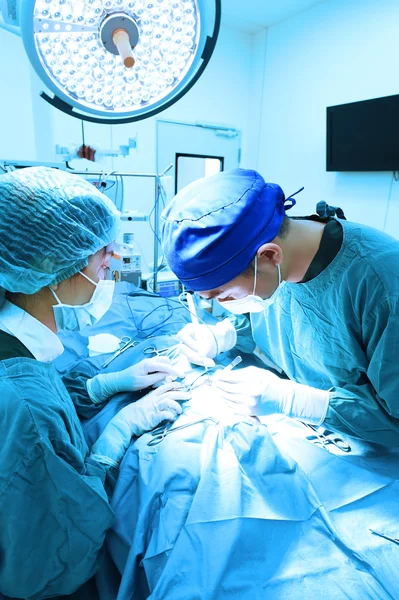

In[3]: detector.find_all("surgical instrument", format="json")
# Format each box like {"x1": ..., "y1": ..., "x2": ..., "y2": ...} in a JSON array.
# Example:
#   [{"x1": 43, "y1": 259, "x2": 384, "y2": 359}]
[
  {"x1": 186, "y1": 292, "x2": 200, "y2": 326},
  {"x1": 103, "y1": 338, "x2": 181, "y2": 369},
  {"x1": 181, "y1": 371, "x2": 209, "y2": 392},
  {"x1": 102, "y1": 336, "x2": 136, "y2": 368},
  {"x1": 186, "y1": 292, "x2": 210, "y2": 382},
  {"x1": 222, "y1": 355, "x2": 243, "y2": 371},
  {"x1": 147, "y1": 417, "x2": 219, "y2": 446},
  {"x1": 206, "y1": 356, "x2": 242, "y2": 389},
  {"x1": 175, "y1": 356, "x2": 243, "y2": 393},
  {"x1": 170, "y1": 369, "x2": 210, "y2": 394},
  {"x1": 303, "y1": 423, "x2": 351, "y2": 453},
  {"x1": 143, "y1": 344, "x2": 180, "y2": 359},
  {"x1": 369, "y1": 529, "x2": 399, "y2": 546}
]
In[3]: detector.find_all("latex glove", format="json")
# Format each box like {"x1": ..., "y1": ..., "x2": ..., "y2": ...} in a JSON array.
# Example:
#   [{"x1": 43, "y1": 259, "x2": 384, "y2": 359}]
[
  {"x1": 177, "y1": 319, "x2": 237, "y2": 367},
  {"x1": 213, "y1": 366, "x2": 330, "y2": 425},
  {"x1": 87, "y1": 356, "x2": 184, "y2": 404},
  {"x1": 91, "y1": 382, "x2": 191, "y2": 467}
]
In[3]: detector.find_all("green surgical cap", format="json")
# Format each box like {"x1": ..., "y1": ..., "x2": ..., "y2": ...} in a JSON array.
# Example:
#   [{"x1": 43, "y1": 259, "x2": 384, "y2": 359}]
[{"x1": 0, "y1": 166, "x2": 120, "y2": 294}]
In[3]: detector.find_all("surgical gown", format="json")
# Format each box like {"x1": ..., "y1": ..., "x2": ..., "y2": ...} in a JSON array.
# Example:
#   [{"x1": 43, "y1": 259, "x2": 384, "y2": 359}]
[
  {"x1": 235, "y1": 219, "x2": 399, "y2": 446},
  {"x1": 0, "y1": 337, "x2": 114, "y2": 599}
]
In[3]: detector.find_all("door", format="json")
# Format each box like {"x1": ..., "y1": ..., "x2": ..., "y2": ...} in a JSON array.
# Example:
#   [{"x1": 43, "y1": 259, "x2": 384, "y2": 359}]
[{"x1": 156, "y1": 119, "x2": 241, "y2": 197}]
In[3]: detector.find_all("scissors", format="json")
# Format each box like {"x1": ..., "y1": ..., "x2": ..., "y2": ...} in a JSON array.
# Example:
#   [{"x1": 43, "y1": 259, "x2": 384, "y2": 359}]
[
  {"x1": 143, "y1": 344, "x2": 181, "y2": 360},
  {"x1": 174, "y1": 363, "x2": 223, "y2": 393},
  {"x1": 369, "y1": 529, "x2": 399, "y2": 546},
  {"x1": 171, "y1": 370, "x2": 210, "y2": 393},
  {"x1": 102, "y1": 336, "x2": 137, "y2": 368},
  {"x1": 148, "y1": 417, "x2": 219, "y2": 446},
  {"x1": 303, "y1": 423, "x2": 351, "y2": 453}
]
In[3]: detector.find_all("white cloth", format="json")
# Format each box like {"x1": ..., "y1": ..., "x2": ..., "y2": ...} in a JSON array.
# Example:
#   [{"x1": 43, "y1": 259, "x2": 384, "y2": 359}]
[
  {"x1": 88, "y1": 333, "x2": 121, "y2": 357},
  {"x1": 0, "y1": 299, "x2": 64, "y2": 362}
]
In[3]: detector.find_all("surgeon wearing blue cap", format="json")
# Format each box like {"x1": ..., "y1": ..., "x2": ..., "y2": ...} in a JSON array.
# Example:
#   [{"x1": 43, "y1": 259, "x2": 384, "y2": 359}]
[{"x1": 162, "y1": 168, "x2": 399, "y2": 446}]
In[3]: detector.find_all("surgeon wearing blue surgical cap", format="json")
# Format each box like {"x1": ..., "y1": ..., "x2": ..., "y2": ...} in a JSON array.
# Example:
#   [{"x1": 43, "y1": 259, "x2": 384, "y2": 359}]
[
  {"x1": 0, "y1": 167, "x2": 188, "y2": 599},
  {"x1": 162, "y1": 168, "x2": 399, "y2": 447}
]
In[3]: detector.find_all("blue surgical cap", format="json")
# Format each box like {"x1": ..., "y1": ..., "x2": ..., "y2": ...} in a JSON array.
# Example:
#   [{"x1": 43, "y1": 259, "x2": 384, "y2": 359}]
[
  {"x1": 0, "y1": 167, "x2": 120, "y2": 294},
  {"x1": 161, "y1": 169, "x2": 296, "y2": 291}
]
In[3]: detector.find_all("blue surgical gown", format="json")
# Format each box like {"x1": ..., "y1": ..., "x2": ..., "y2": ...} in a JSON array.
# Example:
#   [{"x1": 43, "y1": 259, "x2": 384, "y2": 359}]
[
  {"x1": 0, "y1": 357, "x2": 114, "y2": 599},
  {"x1": 234, "y1": 219, "x2": 399, "y2": 446}
]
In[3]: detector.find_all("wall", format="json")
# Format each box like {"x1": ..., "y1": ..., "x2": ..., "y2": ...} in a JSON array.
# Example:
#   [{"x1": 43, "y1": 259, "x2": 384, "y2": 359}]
[
  {"x1": 3, "y1": 2, "x2": 399, "y2": 242},
  {"x1": 0, "y1": 28, "x2": 38, "y2": 161},
  {"x1": 108, "y1": 24, "x2": 256, "y2": 265},
  {"x1": 256, "y1": 0, "x2": 399, "y2": 239},
  {"x1": 0, "y1": 23, "x2": 255, "y2": 167},
  {"x1": 0, "y1": 23, "x2": 256, "y2": 266}
]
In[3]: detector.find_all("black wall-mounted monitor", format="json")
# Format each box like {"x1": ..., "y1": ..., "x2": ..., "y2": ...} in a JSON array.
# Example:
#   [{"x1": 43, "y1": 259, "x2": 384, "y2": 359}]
[{"x1": 326, "y1": 94, "x2": 399, "y2": 171}]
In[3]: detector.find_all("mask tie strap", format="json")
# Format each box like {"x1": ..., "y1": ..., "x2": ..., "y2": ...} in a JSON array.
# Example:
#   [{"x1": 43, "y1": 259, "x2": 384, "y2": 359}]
[
  {"x1": 49, "y1": 287, "x2": 62, "y2": 304},
  {"x1": 277, "y1": 264, "x2": 281, "y2": 286},
  {"x1": 79, "y1": 271, "x2": 98, "y2": 287},
  {"x1": 252, "y1": 255, "x2": 258, "y2": 295},
  {"x1": 284, "y1": 186, "x2": 304, "y2": 210}
]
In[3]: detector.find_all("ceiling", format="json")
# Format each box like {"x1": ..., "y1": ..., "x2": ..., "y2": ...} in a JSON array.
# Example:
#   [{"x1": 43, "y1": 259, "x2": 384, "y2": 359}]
[{"x1": 221, "y1": 0, "x2": 327, "y2": 33}]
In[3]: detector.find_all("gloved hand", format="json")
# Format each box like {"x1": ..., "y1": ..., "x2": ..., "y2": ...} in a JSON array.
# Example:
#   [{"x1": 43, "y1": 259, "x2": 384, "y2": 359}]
[
  {"x1": 177, "y1": 319, "x2": 237, "y2": 367},
  {"x1": 87, "y1": 356, "x2": 184, "y2": 404},
  {"x1": 91, "y1": 382, "x2": 191, "y2": 467},
  {"x1": 213, "y1": 366, "x2": 330, "y2": 425}
]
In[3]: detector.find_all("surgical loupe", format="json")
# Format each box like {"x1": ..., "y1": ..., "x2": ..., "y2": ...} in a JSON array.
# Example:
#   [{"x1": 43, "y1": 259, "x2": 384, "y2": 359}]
[{"x1": 0, "y1": 0, "x2": 221, "y2": 123}]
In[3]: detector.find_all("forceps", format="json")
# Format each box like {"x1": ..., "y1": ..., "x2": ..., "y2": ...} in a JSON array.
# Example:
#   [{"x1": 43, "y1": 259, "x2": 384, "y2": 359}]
[
  {"x1": 102, "y1": 336, "x2": 136, "y2": 368},
  {"x1": 185, "y1": 292, "x2": 211, "y2": 383},
  {"x1": 303, "y1": 423, "x2": 352, "y2": 453},
  {"x1": 148, "y1": 417, "x2": 219, "y2": 446},
  {"x1": 143, "y1": 344, "x2": 180, "y2": 359},
  {"x1": 172, "y1": 367, "x2": 215, "y2": 393},
  {"x1": 174, "y1": 357, "x2": 242, "y2": 394},
  {"x1": 370, "y1": 529, "x2": 399, "y2": 546}
]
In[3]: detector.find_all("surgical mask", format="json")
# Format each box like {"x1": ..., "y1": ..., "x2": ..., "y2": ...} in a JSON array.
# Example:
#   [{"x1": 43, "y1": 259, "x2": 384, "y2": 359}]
[
  {"x1": 219, "y1": 256, "x2": 285, "y2": 315},
  {"x1": 50, "y1": 271, "x2": 115, "y2": 332}
]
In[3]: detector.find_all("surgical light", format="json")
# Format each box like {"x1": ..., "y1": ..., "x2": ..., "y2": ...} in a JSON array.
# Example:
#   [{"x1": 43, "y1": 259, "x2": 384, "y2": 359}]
[{"x1": 0, "y1": 0, "x2": 221, "y2": 124}]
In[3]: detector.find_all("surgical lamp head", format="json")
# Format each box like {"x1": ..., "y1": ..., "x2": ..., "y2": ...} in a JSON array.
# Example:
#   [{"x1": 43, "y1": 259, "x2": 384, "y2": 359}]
[{"x1": 0, "y1": 0, "x2": 221, "y2": 124}]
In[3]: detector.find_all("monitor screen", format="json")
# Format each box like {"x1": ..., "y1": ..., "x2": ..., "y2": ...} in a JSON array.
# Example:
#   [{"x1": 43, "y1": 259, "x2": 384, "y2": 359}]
[{"x1": 326, "y1": 94, "x2": 399, "y2": 171}]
